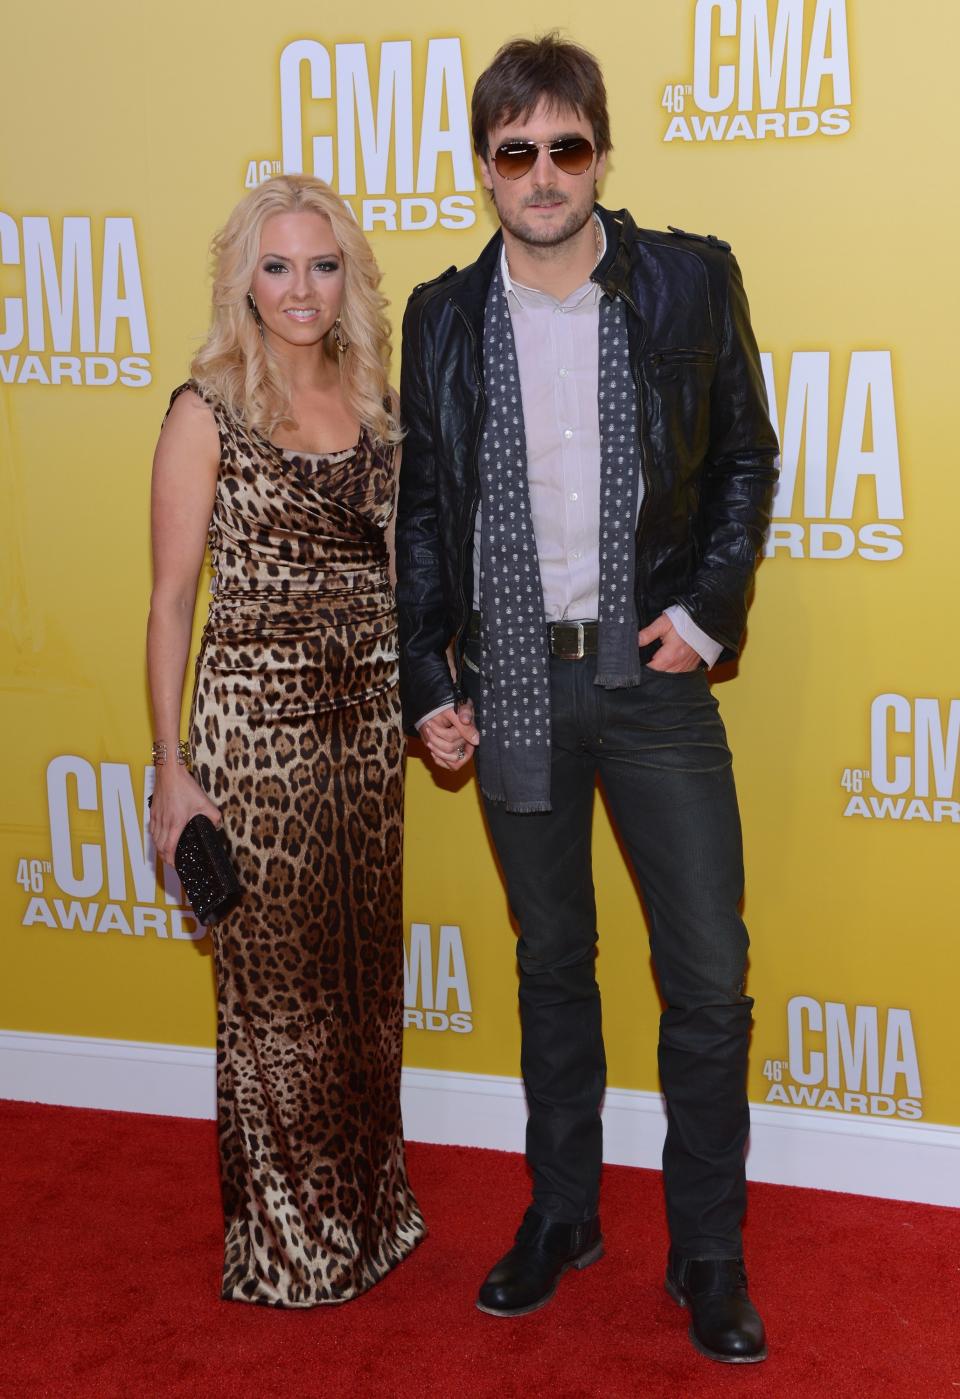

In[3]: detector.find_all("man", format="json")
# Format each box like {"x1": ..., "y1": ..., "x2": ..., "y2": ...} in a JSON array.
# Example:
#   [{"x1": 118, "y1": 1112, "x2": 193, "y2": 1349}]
[{"x1": 395, "y1": 34, "x2": 779, "y2": 1364}]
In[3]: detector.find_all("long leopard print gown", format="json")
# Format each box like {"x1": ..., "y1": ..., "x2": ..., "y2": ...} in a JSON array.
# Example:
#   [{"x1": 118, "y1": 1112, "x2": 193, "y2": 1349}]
[{"x1": 169, "y1": 382, "x2": 425, "y2": 1306}]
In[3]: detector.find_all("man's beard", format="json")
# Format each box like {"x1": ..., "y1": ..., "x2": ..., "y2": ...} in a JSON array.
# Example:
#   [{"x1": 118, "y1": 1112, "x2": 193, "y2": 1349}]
[{"x1": 494, "y1": 184, "x2": 595, "y2": 250}]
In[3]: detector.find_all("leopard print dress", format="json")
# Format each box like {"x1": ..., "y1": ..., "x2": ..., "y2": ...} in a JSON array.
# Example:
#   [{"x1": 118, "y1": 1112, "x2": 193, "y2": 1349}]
[{"x1": 170, "y1": 382, "x2": 425, "y2": 1306}]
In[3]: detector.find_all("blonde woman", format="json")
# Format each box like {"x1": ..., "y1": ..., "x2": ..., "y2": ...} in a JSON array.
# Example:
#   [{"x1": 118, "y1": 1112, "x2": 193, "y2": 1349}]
[{"x1": 147, "y1": 175, "x2": 425, "y2": 1306}]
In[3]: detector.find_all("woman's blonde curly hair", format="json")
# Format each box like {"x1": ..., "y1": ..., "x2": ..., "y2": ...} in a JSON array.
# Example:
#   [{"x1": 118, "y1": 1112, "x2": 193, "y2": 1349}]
[{"x1": 191, "y1": 175, "x2": 401, "y2": 445}]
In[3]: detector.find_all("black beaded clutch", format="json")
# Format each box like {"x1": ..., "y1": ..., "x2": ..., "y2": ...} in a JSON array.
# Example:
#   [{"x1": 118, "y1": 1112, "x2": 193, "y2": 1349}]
[{"x1": 174, "y1": 815, "x2": 242, "y2": 926}]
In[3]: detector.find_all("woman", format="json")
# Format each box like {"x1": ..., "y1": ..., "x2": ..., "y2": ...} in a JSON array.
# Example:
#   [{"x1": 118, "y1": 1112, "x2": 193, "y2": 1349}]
[{"x1": 147, "y1": 175, "x2": 425, "y2": 1306}]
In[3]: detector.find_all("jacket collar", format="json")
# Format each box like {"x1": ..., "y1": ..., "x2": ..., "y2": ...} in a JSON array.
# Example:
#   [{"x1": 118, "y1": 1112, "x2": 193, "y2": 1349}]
[
  {"x1": 447, "y1": 202, "x2": 639, "y2": 334},
  {"x1": 592, "y1": 205, "x2": 640, "y2": 313},
  {"x1": 446, "y1": 224, "x2": 502, "y2": 337}
]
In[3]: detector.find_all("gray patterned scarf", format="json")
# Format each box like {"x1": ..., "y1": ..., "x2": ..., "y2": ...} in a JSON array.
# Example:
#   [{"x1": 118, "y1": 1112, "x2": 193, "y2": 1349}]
[{"x1": 473, "y1": 269, "x2": 642, "y2": 813}]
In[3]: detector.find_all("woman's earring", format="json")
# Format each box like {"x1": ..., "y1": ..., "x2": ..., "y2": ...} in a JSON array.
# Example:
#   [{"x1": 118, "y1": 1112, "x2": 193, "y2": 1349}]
[
  {"x1": 332, "y1": 316, "x2": 349, "y2": 354},
  {"x1": 247, "y1": 292, "x2": 265, "y2": 342}
]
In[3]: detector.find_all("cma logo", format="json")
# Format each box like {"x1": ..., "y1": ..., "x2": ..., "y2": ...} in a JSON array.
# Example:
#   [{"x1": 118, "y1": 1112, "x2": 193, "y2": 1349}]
[
  {"x1": 20, "y1": 756, "x2": 201, "y2": 940},
  {"x1": 760, "y1": 351, "x2": 903, "y2": 561},
  {"x1": 665, "y1": 0, "x2": 851, "y2": 142},
  {"x1": 0, "y1": 215, "x2": 151, "y2": 388},
  {"x1": 403, "y1": 922, "x2": 472, "y2": 1034},
  {"x1": 764, "y1": 997, "x2": 922, "y2": 1120},
  {"x1": 278, "y1": 39, "x2": 476, "y2": 233},
  {"x1": 842, "y1": 696, "x2": 960, "y2": 824}
]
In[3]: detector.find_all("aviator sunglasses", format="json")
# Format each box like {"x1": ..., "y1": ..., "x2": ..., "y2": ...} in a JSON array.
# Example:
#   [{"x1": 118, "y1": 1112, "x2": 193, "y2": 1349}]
[{"x1": 491, "y1": 135, "x2": 596, "y2": 180}]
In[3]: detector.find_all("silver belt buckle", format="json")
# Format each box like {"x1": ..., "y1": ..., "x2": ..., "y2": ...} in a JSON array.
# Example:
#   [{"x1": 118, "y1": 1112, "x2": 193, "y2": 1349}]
[{"x1": 552, "y1": 620, "x2": 585, "y2": 659}]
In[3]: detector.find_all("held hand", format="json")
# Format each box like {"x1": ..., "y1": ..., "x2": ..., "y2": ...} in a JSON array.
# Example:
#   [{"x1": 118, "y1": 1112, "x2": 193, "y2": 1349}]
[
  {"x1": 420, "y1": 701, "x2": 480, "y2": 771},
  {"x1": 638, "y1": 614, "x2": 702, "y2": 673},
  {"x1": 149, "y1": 765, "x2": 222, "y2": 867}
]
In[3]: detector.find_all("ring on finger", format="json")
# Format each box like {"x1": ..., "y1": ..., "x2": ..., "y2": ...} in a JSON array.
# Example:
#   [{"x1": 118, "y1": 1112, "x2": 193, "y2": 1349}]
[{"x1": 456, "y1": 744, "x2": 466, "y2": 760}]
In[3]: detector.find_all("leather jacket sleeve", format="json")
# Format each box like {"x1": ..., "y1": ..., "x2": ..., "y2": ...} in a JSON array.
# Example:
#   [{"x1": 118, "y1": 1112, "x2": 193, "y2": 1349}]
[
  {"x1": 395, "y1": 295, "x2": 457, "y2": 731},
  {"x1": 670, "y1": 253, "x2": 780, "y2": 657}
]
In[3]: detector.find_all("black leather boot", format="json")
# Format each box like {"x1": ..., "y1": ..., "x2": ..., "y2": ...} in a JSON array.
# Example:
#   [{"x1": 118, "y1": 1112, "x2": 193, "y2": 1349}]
[
  {"x1": 665, "y1": 1250, "x2": 767, "y2": 1363},
  {"x1": 476, "y1": 1208, "x2": 604, "y2": 1317}
]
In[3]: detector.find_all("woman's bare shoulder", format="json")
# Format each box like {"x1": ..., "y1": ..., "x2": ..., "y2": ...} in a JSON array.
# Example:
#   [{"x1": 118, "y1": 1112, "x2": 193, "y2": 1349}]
[{"x1": 155, "y1": 384, "x2": 220, "y2": 471}]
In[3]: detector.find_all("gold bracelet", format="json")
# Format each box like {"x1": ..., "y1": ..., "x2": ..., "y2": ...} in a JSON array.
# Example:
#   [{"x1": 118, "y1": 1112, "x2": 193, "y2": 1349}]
[{"x1": 152, "y1": 739, "x2": 190, "y2": 767}]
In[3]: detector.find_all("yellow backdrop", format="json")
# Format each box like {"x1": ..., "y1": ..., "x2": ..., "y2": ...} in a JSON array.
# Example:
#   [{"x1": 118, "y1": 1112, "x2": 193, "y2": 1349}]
[{"x1": 2, "y1": 1, "x2": 957, "y2": 1134}]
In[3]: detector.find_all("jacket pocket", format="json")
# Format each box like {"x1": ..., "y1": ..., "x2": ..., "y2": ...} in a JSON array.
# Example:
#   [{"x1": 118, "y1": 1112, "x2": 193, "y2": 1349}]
[
  {"x1": 648, "y1": 348, "x2": 717, "y2": 365},
  {"x1": 646, "y1": 348, "x2": 717, "y2": 383},
  {"x1": 643, "y1": 349, "x2": 716, "y2": 394}
]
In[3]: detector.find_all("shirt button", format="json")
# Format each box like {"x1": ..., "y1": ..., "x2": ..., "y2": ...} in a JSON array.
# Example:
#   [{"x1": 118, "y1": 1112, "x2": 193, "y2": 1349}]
[
  {"x1": 559, "y1": 368, "x2": 568, "y2": 377},
  {"x1": 569, "y1": 491, "x2": 579, "y2": 501},
  {"x1": 570, "y1": 550, "x2": 582, "y2": 560},
  {"x1": 563, "y1": 428, "x2": 573, "y2": 440}
]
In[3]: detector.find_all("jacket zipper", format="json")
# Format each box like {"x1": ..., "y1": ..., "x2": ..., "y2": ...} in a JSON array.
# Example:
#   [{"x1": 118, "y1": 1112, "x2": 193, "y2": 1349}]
[{"x1": 648, "y1": 348, "x2": 715, "y2": 365}]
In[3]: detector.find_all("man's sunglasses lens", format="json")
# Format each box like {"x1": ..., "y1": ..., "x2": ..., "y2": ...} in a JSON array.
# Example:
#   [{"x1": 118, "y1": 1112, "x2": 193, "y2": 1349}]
[{"x1": 493, "y1": 136, "x2": 595, "y2": 179}]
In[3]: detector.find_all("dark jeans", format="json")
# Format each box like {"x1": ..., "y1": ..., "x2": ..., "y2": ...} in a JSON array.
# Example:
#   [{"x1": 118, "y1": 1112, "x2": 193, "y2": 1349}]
[{"x1": 475, "y1": 651, "x2": 752, "y2": 1258}]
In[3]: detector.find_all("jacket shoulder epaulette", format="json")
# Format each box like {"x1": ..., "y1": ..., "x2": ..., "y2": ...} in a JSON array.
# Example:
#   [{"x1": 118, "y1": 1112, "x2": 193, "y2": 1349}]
[
  {"x1": 409, "y1": 265, "x2": 458, "y2": 301},
  {"x1": 667, "y1": 225, "x2": 731, "y2": 253}
]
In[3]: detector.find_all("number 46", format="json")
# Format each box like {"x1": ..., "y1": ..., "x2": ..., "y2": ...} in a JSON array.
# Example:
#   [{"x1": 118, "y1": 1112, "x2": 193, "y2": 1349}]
[
  {"x1": 661, "y1": 84, "x2": 687, "y2": 114},
  {"x1": 16, "y1": 859, "x2": 47, "y2": 893}
]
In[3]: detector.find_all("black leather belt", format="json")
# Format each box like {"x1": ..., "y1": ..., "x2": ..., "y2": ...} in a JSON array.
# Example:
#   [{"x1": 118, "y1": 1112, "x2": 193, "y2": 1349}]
[{"x1": 468, "y1": 613, "x2": 598, "y2": 659}]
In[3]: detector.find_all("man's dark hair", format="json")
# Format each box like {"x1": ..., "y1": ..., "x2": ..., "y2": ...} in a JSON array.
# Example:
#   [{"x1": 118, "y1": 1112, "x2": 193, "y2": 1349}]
[{"x1": 471, "y1": 33, "x2": 612, "y2": 159}]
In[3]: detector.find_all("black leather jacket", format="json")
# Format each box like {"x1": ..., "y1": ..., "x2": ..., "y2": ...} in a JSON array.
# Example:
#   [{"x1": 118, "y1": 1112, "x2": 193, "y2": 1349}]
[{"x1": 395, "y1": 203, "x2": 779, "y2": 732}]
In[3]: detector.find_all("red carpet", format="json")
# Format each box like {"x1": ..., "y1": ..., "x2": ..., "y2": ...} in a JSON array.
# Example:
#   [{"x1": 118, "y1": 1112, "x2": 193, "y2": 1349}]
[{"x1": 2, "y1": 1101, "x2": 958, "y2": 1399}]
